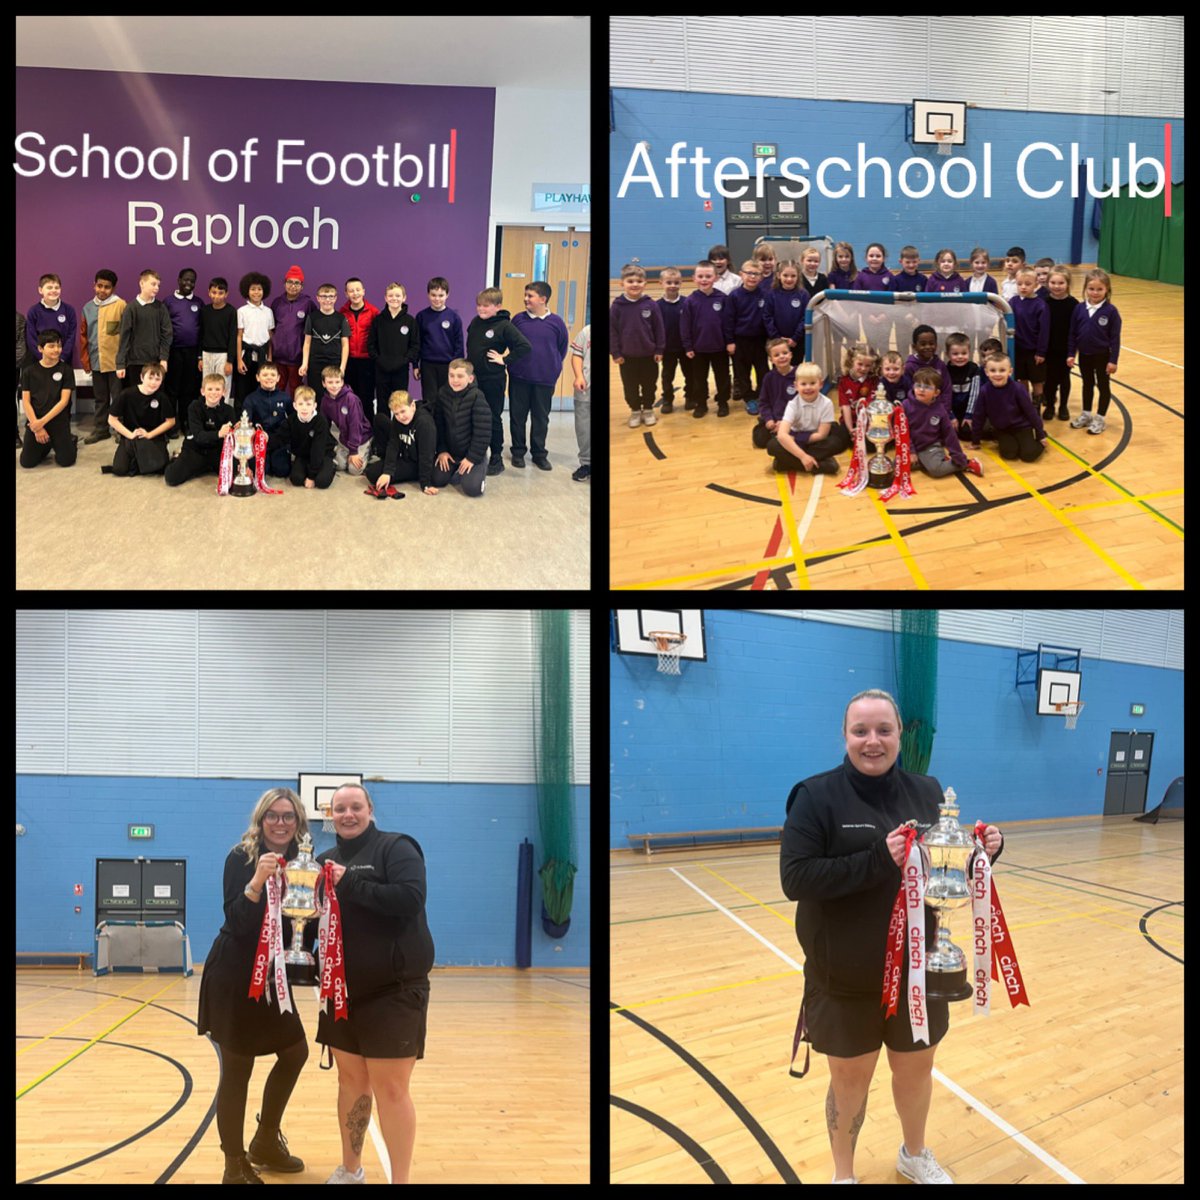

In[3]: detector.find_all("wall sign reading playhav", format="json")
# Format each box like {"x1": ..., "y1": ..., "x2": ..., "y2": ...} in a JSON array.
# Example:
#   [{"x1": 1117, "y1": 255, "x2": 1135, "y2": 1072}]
[{"x1": 15, "y1": 67, "x2": 494, "y2": 307}]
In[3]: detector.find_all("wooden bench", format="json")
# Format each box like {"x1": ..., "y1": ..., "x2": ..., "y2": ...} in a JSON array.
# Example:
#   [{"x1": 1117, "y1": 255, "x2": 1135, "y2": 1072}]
[
  {"x1": 627, "y1": 826, "x2": 783, "y2": 856},
  {"x1": 16, "y1": 951, "x2": 90, "y2": 970}
]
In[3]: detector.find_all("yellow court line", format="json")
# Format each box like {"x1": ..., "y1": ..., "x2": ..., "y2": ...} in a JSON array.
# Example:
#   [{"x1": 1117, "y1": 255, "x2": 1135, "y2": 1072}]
[
  {"x1": 611, "y1": 969, "x2": 801, "y2": 1014},
  {"x1": 16, "y1": 984, "x2": 154, "y2": 1057},
  {"x1": 619, "y1": 552, "x2": 796, "y2": 590},
  {"x1": 699, "y1": 865, "x2": 795, "y2": 927},
  {"x1": 774, "y1": 471, "x2": 811, "y2": 589},
  {"x1": 1045, "y1": 437, "x2": 1184, "y2": 538},
  {"x1": 869, "y1": 493, "x2": 929, "y2": 588},
  {"x1": 1059, "y1": 487, "x2": 1183, "y2": 515},
  {"x1": 16, "y1": 977, "x2": 183, "y2": 1098},
  {"x1": 982, "y1": 449, "x2": 1144, "y2": 588}
]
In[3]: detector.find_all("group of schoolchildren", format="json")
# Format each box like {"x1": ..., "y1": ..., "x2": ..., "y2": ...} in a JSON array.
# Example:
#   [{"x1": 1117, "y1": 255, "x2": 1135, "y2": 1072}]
[
  {"x1": 19, "y1": 265, "x2": 594, "y2": 495},
  {"x1": 611, "y1": 239, "x2": 1123, "y2": 481}
]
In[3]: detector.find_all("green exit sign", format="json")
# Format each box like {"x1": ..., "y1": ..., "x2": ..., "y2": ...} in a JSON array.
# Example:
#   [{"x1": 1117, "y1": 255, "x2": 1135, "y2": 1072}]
[
  {"x1": 128, "y1": 824, "x2": 155, "y2": 839},
  {"x1": 754, "y1": 143, "x2": 777, "y2": 158},
  {"x1": 1130, "y1": 703, "x2": 1145, "y2": 716}
]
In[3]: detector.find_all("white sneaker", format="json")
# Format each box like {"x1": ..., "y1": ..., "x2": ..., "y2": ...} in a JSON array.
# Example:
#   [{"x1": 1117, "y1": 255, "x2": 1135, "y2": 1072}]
[
  {"x1": 642, "y1": 409, "x2": 657, "y2": 426},
  {"x1": 1087, "y1": 413, "x2": 1106, "y2": 435},
  {"x1": 1070, "y1": 411, "x2": 1093, "y2": 429},
  {"x1": 897, "y1": 1143, "x2": 953, "y2": 1184},
  {"x1": 628, "y1": 411, "x2": 643, "y2": 428},
  {"x1": 326, "y1": 1164, "x2": 366, "y2": 1184}
]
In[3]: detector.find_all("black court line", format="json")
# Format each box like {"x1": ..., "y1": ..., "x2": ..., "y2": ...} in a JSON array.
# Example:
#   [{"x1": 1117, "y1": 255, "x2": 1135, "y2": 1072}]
[
  {"x1": 1139, "y1": 901, "x2": 1184, "y2": 965},
  {"x1": 611, "y1": 1094, "x2": 731, "y2": 1183},
  {"x1": 17, "y1": 1035, "x2": 202, "y2": 1185},
  {"x1": 707, "y1": 482, "x2": 781, "y2": 506},
  {"x1": 990, "y1": 861, "x2": 1180, "y2": 907},
  {"x1": 716, "y1": 395, "x2": 1142, "y2": 584},
  {"x1": 611, "y1": 1001, "x2": 802, "y2": 1183},
  {"x1": 643, "y1": 430, "x2": 666, "y2": 460},
  {"x1": 16, "y1": 980, "x2": 218, "y2": 1183}
]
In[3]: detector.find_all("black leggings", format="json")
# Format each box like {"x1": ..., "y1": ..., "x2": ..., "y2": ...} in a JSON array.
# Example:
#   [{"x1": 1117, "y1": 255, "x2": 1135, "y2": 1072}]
[{"x1": 214, "y1": 1038, "x2": 308, "y2": 1156}]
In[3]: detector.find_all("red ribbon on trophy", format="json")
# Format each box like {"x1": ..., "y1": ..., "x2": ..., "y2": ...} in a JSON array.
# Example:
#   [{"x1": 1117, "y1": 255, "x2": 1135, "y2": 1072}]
[
  {"x1": 837, "y1": 403, "x2": 917, "y2": 502},
  {"x1": 317, "y1": 862, "x2": 350, "y2": 1021},
  {"x1": 838, "y1": 406, "x2": 872, "y2": 496},
  {"x1": 970, "y1": 820, "x2": 1030, "y2": 1011},
  {"x1": 218, "y1": 425, "x2": 284, "y2": 495},
  {"x1": 882, "y1": 824, "x2": 929, "y2": 1043},
  {"x1": 249, "y1": 871, "x2": 294, "y2": 1013}
]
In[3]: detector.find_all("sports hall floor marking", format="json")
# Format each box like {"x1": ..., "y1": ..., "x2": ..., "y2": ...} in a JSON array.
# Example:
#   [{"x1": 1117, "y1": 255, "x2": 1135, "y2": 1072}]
[
  {"x1": 979, "y1": 450, "x2": 1145, "y2": 588},
  {"x1": 1045, "y1": 437, "x2": 1184, "y2": 535},
  {"x1": 16, "y1": 976, "x2": 183, "y2": 1097},
  {"x1": 1058, "y1": 488, "x2": 1182, "y2": 514},
  {"x1": 868, "y1": 492, "x2": 930, "y2": 588},
  {"x1": 667, "y1": 866, "x2": 1086, "y2": 1184},
  {"x1": 610, "y1": 970, "x2": 799, "y2": 1014},
  {"x1": 773, "y1": 471, "x2": 811, "y2": 588}
]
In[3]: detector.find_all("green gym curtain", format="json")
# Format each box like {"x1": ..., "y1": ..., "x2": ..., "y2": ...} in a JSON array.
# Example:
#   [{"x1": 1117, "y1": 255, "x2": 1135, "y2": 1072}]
[
  {"x1": 534, "y1": 611, "x2": 576, "y2": 935},
  {"x1": 892, "y1": 610, "x2": 939, "y2": 775},
  {"x1": 1098, "y1": 183, "x2": 1183, "y2": 285}
]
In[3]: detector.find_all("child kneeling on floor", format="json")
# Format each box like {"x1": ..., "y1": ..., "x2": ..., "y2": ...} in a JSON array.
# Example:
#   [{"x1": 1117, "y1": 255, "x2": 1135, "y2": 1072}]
[{"x1": 903, "y1": 367, "x2": 982, "y2": 477}]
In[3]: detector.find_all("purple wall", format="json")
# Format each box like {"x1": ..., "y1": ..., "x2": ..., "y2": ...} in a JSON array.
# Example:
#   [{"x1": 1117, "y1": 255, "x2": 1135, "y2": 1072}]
[{"x1": 16, "y1": 67, "x2": 494, "y2": 320}]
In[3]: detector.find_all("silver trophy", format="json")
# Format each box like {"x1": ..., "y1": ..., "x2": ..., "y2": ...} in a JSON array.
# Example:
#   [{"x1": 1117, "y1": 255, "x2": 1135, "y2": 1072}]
[
  {"x1": 281, "y1": 833, "x2": 321, "y2": 985},
  {"x1": 229, "y1": 409, "x2": 257, "y2": 497},
  {"x1": 921, "y1": 787, "x2": 976, "y2": 1002},
  {"x1": 864, "y1": 385, "x2": 895, "y2": 490}
]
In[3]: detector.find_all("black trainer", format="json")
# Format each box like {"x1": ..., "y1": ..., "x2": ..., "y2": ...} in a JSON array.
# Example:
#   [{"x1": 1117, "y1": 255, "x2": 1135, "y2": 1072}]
[{"x1": 221, "y1": 1153, "x2": 265, "y2": 1184}]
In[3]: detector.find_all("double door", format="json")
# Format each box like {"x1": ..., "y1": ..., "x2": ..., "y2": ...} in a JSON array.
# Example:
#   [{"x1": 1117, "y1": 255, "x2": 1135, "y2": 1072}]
[
  {"x1": 1102, "y1": 731, "x2": 1154, "y2": 815},
  {"x1": 498, "y1": 226, "x2": 590, "y2": 399}
]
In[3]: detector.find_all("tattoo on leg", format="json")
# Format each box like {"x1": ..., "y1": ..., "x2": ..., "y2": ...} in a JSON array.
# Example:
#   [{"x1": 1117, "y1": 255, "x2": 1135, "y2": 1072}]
[
  {"x1": 849, "y1": 1094, "x2": 868, "y2": 1152},
  {"x1": 347, "y1": 1094, "x2": 372, "y2": 1154},
  {"x1": 825, "y1": 1084, "x2": 839, "y2": 1133}
]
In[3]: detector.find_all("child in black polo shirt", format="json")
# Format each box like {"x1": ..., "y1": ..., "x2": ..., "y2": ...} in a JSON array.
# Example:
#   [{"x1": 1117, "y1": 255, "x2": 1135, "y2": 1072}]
[
  {"x1": 19, "y1": 328, "x2": 77, "y2": 469},
  {"x1": 107, "y1": 363, "x2": 174, "y2": 476}
]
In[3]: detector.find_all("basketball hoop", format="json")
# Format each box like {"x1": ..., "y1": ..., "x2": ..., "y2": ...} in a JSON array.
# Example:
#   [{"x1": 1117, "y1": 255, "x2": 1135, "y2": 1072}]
[
  {"x1": 1055, "y1": 701, "x2": 1085, "y2": 730},
  {"x1": 648, "y1": 631, "x2": 687, "y2": 675},
  {"x1": 932, "y1": 128, "x2": 957, "y2": 156},
  {"x1": 318, "y1": 797, "x2": 335, "y2": 832}
]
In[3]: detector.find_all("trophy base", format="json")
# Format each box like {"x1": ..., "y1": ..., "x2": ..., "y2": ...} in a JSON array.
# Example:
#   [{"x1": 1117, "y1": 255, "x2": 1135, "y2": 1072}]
[
  {"x1": 868, "y1": 469, "x2": 894, "y2": 490},
  {"x1": 229, "y1": 480, "x2": 257, "y2": 497},
  {"x1": 285, "y1": 959, "x2": 318, "y2": 986},
  {"x1": 925, "y1": 967, "x2": 973, "y2": 1003}
]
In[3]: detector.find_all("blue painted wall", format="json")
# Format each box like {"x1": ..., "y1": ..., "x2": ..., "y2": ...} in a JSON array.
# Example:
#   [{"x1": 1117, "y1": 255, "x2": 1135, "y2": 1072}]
[
  {"x1": 610, "y1": 611, "x2": 1181, "y2": 847},
  {"x1": 611, "y1": 89, "x2": 1183, "y2": 275},
  {"x1": 17, "y1": 776, "x2": 590, "y2": 968}
]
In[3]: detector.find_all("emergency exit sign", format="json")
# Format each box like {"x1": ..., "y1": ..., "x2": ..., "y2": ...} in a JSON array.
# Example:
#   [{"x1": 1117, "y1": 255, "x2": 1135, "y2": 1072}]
[
  {"x1": 1130, "y1": 703, "x2": 1145, "y2": 716},
  {"x1": 128, "y1": 825, "x2": 155, "y2": 839},
  {"x1": 754, "y1": 143, "x2": 777, "y2": 157}
]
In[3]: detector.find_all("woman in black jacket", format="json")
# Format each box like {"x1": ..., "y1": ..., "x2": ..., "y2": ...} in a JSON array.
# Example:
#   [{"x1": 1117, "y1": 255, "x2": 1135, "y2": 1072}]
[
  {"x1": 780, "y1": 689, "x2": 1003, "y2": 1185},
  {"x1": 316, "y1": 784, "x2": 435, "y2": 1185}
]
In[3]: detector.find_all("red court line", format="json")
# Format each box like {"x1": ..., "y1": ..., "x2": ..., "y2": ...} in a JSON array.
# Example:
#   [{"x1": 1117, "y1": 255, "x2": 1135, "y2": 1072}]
[{"x1": 752, "y1": 472, "x2": 796, "y2": 589}]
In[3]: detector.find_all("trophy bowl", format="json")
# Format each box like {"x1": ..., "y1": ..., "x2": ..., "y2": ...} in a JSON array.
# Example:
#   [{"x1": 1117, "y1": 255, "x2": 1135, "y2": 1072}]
[
  {"x1": 864, "y1": 393, "x2": 895, "y2": 490},
  {"x1": 281, "y1": 833, "x2": 321, "y2": 985},
  {"x1": 230, "y1": 410, "x2": 257, "y2": 497},
  {"x1": 921, "y1": 787, "x2": 976, "y2": 1002}
]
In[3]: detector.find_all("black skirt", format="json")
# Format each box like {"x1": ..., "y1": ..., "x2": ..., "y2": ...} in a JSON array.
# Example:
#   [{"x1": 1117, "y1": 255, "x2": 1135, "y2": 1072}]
[{"x1": 197, "y1": 926, "x2": 309, "y2": 1057}]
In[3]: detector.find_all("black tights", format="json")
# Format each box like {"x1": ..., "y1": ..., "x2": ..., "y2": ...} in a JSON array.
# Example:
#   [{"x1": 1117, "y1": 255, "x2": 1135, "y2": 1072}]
[{"x1": 215, "y1": 1039, "x2": 308, "y2": 1156}]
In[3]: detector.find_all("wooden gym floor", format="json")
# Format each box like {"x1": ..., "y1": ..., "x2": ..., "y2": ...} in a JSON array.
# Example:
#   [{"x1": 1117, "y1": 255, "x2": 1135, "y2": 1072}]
[
  {"x1": 610, "y1": 272, "x2": 1182, "y2": 590},
  {"x1": 611, "y1": 815, "x2": 1183, "y2": 1184},
  {"x1": 16, "y1": 967, "x2": 589, "y2": 1184}
]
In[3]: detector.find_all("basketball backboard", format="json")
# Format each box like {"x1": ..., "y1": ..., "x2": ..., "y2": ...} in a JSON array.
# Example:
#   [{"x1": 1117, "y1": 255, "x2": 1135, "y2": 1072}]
[
  {"x1": 612, "y1": 610, "x2": 707, "y2": 662},
  {"x1": 911, "y1": 99, "x2": 966, "y2": 147},
  {"x1": 297, "y1": 772, "x2": 365, "y2": 824}
]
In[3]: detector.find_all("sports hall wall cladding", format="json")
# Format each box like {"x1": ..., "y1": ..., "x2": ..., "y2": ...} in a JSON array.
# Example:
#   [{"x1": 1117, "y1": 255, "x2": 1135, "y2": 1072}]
[
  {"x1": 609, "y1": 610, "x2": 1183, "y2": 847},
  {"x1": 609, "y1": 15, "x2": 1184, "y2": 276}
]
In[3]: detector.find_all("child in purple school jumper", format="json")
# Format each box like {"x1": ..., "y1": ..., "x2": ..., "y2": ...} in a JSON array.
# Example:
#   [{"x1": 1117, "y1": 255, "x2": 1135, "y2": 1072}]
[
  {"x1": 680, "y1": 260, "x2": 733, "y2": 418},
  {"x1": 926, "y1": 249, "x2": 965, "y2": 294},
  {"x1": 610, "y1": 265, "x2": 665, "y2": 427},
  {"x1": 727, "y1": 259, "x2": 770, "y2": 413},
  {"x1": 1067, "y1": 268, "x2": 1121, "y2": 436},
  {"x1": 656, "y1": 268, "x2": 685, "y2": 412},
  {"x1": 753, "y1": 338, "x2": 798, "y2": 449}
]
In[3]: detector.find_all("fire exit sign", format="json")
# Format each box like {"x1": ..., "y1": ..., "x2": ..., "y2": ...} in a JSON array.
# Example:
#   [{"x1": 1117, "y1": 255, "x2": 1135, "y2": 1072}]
[
  {"x1": 1130, "y1": 703, "x2": 1145, "y2": 716},
  {"x1": 754, "y1": 143, "x2": 777, "y2": 158}
]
